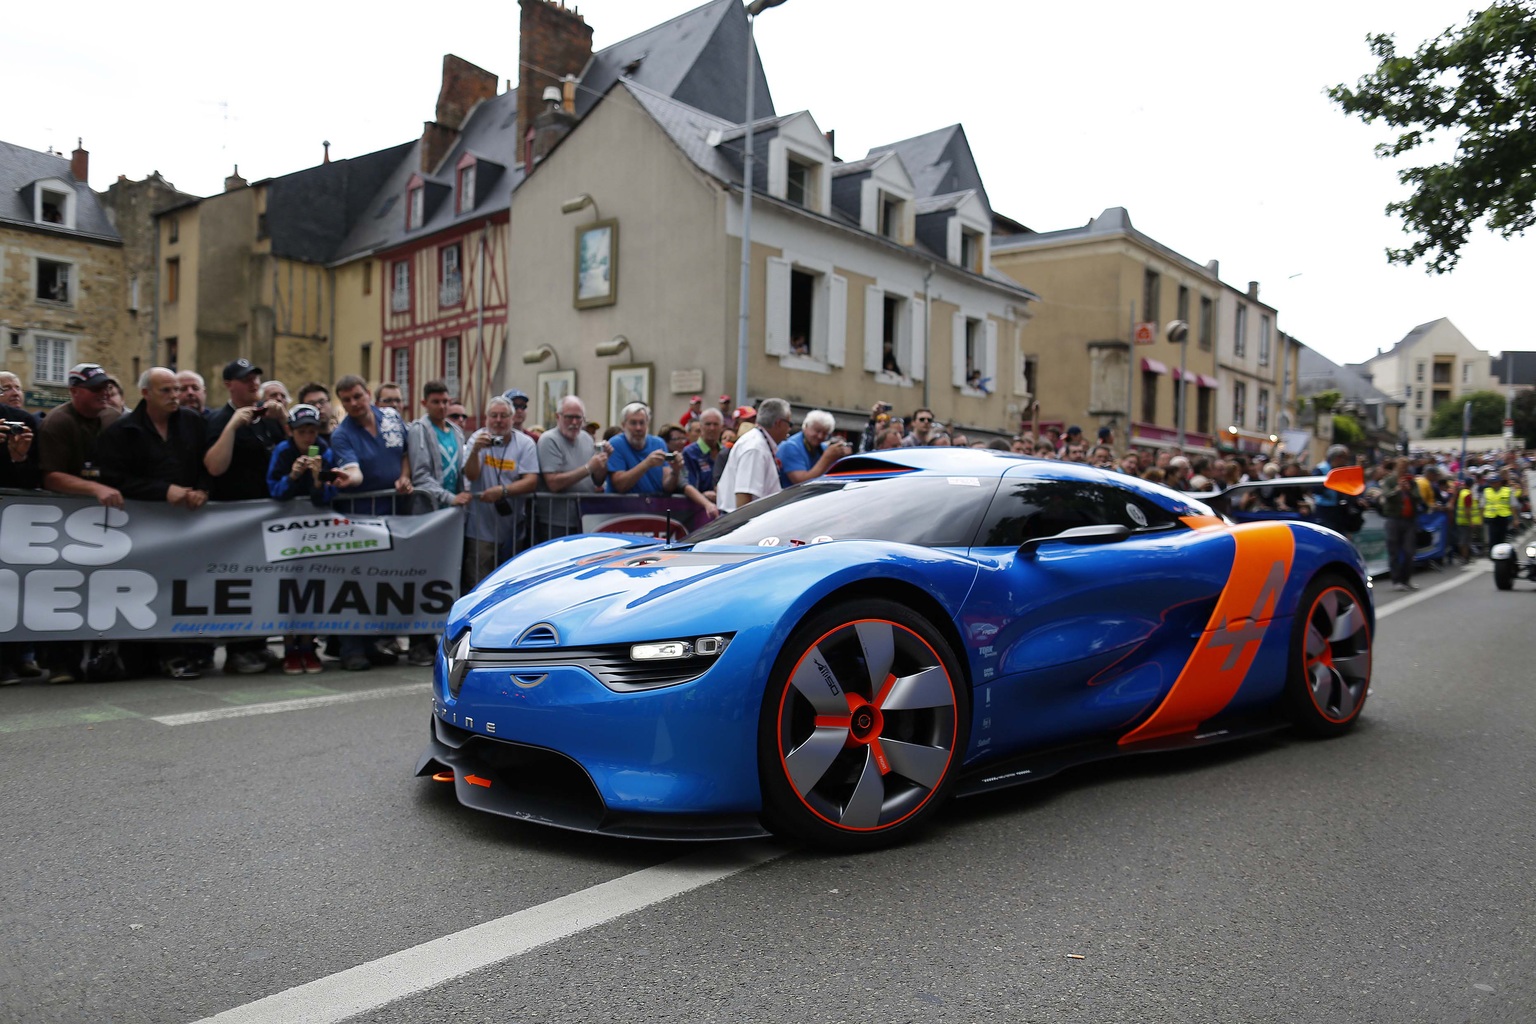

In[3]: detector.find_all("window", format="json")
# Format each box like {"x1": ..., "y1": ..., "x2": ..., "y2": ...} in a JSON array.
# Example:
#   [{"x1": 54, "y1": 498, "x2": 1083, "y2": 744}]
[
  {"x1": 363, "y1": 261, "x2": 373, "y2": 296},
  {"x1": 879, "y1": 193, "x2": 902, "y2": 240},
  {"x1": 1199, "y1": 296, "x2": 1213, "y2": 350},
  {"x1": 963, "y1": 317, "x2": 984, "y2": 385},
  {"x1": 391, "y1": 261, "x2": 411, "y2": 313},
  {"x1": 977, "y1": 481, "x2": 1180, "y2": 549},
  {"x1": 360, "y1": 343, "x2": 372, "y2": 382},
  {"x1": 442, "y1": 336, "x2": 461, "y2": 397},
  {"x1": 128, "y1": 275, "x2": 140, "y2": 313},
  {"x1": 765, "y1": 253, "x2": 846, "y2": 367},
  {"x1": 1177, "y1": 285, "x2": 1190, "y2": 325},
  {"x1": 165, "y1": 337, "x2": 178, "y2": 369},
  {"x1": 1432, "y1": 361, "x2": 1452, "y2": 384},
  {"x1": 457, "y1": 164, "x2": 476, "y2": 214},
  {"x1": 880, "y1": 294, "x2": 904, "y2": 375},
  {"x1": 1233, "y1": 304, "x2": 1247, "y2": 358},
  {"x1": 1142, "y1": 268, "x2": 1160, "y2": 324},
  {"x1": 1141, "y1": 371, "x2": 1158, "y2": 423},
  {"x1": 1414, "y1": 388, "x2": 1423, "y2": 410},
  {"x1": 1233, "y1": 380, "x2": 1247, "y2": 427},
  {"x1": 959, "y1": 229, "x2": 984, "y2": 272},
  {"x1": 789, "y1": 269, "x2": 815, "y2": 355},
  {"x1": 407, "y1": 184, "x2": 425, "y2": 230},
  {"x1": 40, "y1": 188, "x2": 69, "y2": 224},
  {"x1": 34, "y1": 334, "x2": 71, "y2": 385},
  {"x1": 1259, "y1": 315, "x2": 1271, "y2": 367},
  {"x1": 1022, "y1": 354, "x2": 1038, "y2": 401},
  {"x1": 165, "y1": 257, "x2": 180, "y2": 303},
  {"x1": 1258, "y1": 388, "x2": 1270, "y2": 432},
  {"x1": 36, "y1": 259, "x2": 71, "y2": 305},
  {"x1": 1173, "y1": 374, "x2": 1185, "y2": 430},
  {"x1": 1196, "y1": 386, "x2": 1211, "y2": 434},
  {"x1": 1462, "y1": 363, "x2": 1470, "y2": 384},
  {"x1": 33, "y1": 181, "x2": 75, "y2": 228},
  {"x1": 439, "y1": 244, "x2": 463, "y2": 307},
  {"x1": 167, "y1": 216, "x2": 179, "y2": 244},
  {"x1": 392, "y1": 347, "x2": 411, "y2": 408},
  {"x1": 786, "y1": 158, "x2": 812, "y2": 208},
  {"x1": 1415, "y1": 361, "x2": 1425, "y2": 382}
]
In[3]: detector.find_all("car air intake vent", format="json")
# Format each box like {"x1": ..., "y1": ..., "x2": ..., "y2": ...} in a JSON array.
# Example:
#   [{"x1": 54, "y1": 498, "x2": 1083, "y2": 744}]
[{"x1": 517, "y1": 624, "x2": 559, "y2": 647}]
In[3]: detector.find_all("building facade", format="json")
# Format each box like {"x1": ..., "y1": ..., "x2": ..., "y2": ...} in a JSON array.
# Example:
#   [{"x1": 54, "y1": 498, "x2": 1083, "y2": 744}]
[
  {"x1": 0, "y1": 140, "x2": 126, "y2": 410},
  {"x1": 1351, "y1": 318, "x2": 1499, "y2": 440}
]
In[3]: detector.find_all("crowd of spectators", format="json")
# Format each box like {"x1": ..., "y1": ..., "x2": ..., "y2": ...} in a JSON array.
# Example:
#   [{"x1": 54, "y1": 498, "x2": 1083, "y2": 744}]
[{"x1": 3, "y1": 361, "x2": 1530, "y2": 684}]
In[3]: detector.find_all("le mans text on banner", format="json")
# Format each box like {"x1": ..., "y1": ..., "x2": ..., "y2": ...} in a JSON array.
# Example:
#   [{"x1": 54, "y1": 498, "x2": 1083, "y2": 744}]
[{"x1": 0, "y1": 494, "x2": 461, "y2": 642}]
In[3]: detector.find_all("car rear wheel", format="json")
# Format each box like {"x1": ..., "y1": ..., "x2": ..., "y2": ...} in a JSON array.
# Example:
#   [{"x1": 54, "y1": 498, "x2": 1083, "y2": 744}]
[
  {"x1": 1286, "y1": 574, "x2": 1372, "y2": 737},
  {"x1": 758, "y1": 599, "x2": 968, "y2": 851}
]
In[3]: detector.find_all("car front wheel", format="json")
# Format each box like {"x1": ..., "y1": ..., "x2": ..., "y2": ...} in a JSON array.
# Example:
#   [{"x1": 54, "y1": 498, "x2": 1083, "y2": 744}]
[
  {"x1": 758, "y1": 599, "x2": 969, "y2": 850},
  {"x1": 1286, "y1": 574, "x2": 1372, "y2": 737}
]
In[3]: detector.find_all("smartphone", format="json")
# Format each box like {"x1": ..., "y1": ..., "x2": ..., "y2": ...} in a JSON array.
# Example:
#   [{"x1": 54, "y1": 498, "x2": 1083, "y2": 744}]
[{"x1": 307, "y1": 445, "x2": 320, "y2": 458}]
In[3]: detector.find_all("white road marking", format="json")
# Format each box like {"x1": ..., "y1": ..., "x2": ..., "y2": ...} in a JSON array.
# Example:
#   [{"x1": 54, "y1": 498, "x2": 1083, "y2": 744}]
[
  {"x1": 151, "y1": 683, "x2": 428, "y2": 726},
  {"x1": 193, "y1": 842, "x2": 786, "y2": 1024},
  {"x1": 1376, "y1": 560, "x2": 1488, "y2": 619}
]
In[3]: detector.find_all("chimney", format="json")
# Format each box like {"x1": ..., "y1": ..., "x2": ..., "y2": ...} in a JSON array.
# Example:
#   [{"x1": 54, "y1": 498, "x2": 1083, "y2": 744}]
[
  {"x1": 518, "y1": 0, "x2": 594, "y2": 168},
  {"x1": 323, "y1": 140, "x2": 331, "y2": 164},
  {"x1": 1205, "y1": 259, "x2": 1219, "y2": 278},
  {"x1": 531, "y1": 86, "x2": 578, "y2": 164},
  {"x1": 1247, "y1": 280, "x2": 1260, "y2": 300},
  {"x1": 225, "y1": 164, "x2": 247, "y2": 192},
  {"x1": 422, "y1": 54, "x2": 499, "y2": 173},
  {"x1": 70, "y1": 138, "x2": 89, "y2": 183}
]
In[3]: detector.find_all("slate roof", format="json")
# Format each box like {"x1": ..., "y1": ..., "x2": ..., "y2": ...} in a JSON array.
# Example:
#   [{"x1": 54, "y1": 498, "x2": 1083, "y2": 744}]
[
  {"x1": 622, "y1": 81, "x2": 1036, "y2": 301},
  {"x1": 335, "y1": 89, "x2": 524, "y2": 261},
  {"x1": 1298, "y1": 345, "x2": 1402, "y2": 406},
  {"x1": 869, "y1": 124, "x2": 989, "y2": 214},
  {"x1": 576, "y1": 0, "x2": 773, "y2": 125},
  {"x1": 1355, "y1": 317, "x2": 1449, "y2": 365},
  {"x1": 1491, "y1": 350, "x2": 1536, "y2": 386},
  {"x1": 0, "y1": 139, "x2": 120, "y2": 242},
  {"x1": 994, "y1": 206, "x2": 1221, "y2": 283},
  {"x1": 261, "y1": 142, "x2": 414, "y2": 264}
]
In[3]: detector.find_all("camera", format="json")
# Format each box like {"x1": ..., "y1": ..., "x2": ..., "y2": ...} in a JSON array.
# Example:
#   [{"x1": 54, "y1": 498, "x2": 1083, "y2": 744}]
[
  {"x1": 318, "y1": 468, "x2": 338, "y2": 484},
  {"x1": 494, "y1": 496, "x2": 514, "y2": 516},
  {"x1": 877, "y1": 402, "x2": 891, "y2": 413},
  {"x1": 489, "y1": 435, "x2": 505, "y2": 445}
]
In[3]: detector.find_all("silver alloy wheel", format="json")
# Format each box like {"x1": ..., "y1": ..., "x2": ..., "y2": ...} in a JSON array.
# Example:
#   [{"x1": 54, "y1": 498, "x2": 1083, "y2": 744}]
[
  {"x1": 776, "y1": 618, "x2": 958, "y2": 832},
  {"x1": 1302, "y1": 585, "x2": 1372, "y2": 722}
]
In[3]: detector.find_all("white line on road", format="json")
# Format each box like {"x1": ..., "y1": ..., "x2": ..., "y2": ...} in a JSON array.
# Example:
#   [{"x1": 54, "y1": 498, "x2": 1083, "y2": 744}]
[
  {"x1": 192, "y1": 841, "x2": 787, "y2": 1024},
  {"x1": 151, "y1": 683, "x2": 428, "y2": 726},
  {"x1": 1376, "y1": 560, "x2": 1488, "y2": 620}
]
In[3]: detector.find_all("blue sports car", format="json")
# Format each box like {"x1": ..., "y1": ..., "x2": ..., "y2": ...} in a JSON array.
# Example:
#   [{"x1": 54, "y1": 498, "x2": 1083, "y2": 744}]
[{"x1": 417, "y1": 449, "x2": 1373, "y2": 849}]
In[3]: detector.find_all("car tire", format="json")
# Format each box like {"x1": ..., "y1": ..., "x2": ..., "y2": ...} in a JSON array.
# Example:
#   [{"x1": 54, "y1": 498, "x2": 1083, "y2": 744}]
[
  {"x1": 757, "y1": 598, "x2": 969, "y2": 851},
  {"x1": 1285, "y1": 574, "x2": 1372, "y2": 737},
  {"x1": 1494, "y1": 556, "x2": 1514, "y2": 591}
]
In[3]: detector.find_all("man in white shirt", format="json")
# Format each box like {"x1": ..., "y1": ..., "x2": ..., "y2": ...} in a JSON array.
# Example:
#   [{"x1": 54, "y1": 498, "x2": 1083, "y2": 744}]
[{"x1": 716, "y1": 397, "x2": 792, "y2": 513}]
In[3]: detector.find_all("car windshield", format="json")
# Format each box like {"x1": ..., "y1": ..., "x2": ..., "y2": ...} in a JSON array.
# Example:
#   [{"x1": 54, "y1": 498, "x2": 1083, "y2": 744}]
[{"x1": 687, "y1": 474, "x2": 998, "y2": 549}]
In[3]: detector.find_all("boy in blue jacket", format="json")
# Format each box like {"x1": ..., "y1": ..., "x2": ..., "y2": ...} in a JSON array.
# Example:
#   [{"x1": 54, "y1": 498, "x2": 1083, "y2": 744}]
[{"x1": 267, "y1": 404, "x2": 337, "y2": 673}]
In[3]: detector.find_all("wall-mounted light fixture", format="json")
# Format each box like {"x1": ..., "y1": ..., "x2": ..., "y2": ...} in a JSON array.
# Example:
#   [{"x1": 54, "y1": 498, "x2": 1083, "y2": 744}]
[
  {"x1": 595, "y1": 335, "x2": 631, "y2": 358},
  {"x1": 560, "y1": 193, "x2": 599, "y2": 219},
  {"x1": 522, "y1": 344, "x2": 560, "y2": 368}
]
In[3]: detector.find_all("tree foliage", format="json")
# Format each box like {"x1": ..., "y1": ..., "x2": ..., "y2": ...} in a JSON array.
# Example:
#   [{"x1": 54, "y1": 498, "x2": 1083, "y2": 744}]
[
  {"x1": 1331, "y1": 414, "x2": 1365, "y2": 446},
  {"x1": 1328, "y1": 2, "x2": 1536, "y2": 272},
  {"x1": 1426, "y1": 389, "x2": 1513, "y2": 436}
]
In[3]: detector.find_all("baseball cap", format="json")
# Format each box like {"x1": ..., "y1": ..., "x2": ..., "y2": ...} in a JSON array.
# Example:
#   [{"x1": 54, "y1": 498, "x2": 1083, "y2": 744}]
[
  {"x1": 1066, "y1": 425, "x2": 1082, "y2": 436},
  {"x1": 1097, "y1": 426, "x2": 1112, "y2": 440},
  {"x1": 288, "y1": 403, "x2": 321, "y2": 427},
  {"x1": 223, "y1": 358, "x2": 262, "y2": 381},
  {"x1": 733, "y1": 405, "x2": 757, "y2": 420},
  {"x1": 690, "y1": 395, "x2": 701, "y2": 403},
  {"x1": 68, "y1": 363, "x2": 112, "y2": 389},
  {"x1": 502, "y1": 388, "x2": 529, "y2": 406}
]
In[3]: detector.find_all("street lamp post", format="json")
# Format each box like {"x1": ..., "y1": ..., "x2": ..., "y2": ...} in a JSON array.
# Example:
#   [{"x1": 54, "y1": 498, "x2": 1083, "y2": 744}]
[
  {"x1": 735, "y1": 0, "x2": 788, "y2": 409},
  {"x1": 1166, "y1": 319, "x2": 1189, "y2": 450}
]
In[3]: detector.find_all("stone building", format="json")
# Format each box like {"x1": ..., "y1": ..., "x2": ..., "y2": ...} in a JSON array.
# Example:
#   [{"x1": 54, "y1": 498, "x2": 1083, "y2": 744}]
[
  {"x1": 99, "y1": 171, "x2": 196, "y2": 385},
  {"x1": 0, "y1": 139, "x2": 126, "y2": 410}
]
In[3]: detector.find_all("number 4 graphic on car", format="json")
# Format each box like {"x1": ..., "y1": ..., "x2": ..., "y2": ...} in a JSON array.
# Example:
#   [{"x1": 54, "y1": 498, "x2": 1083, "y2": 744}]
[{"x1": 1206, "y1": 560, "x2": 1286, "y2": 670}]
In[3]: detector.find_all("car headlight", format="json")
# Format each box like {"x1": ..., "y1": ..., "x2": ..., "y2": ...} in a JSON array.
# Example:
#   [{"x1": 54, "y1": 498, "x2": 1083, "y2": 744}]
[
  {"x1": 630, "y1": 635, "x2": 729, "y2": 661},
  {"x1": 445, "y1": 628, "x2": 471, "y2": 697},
  {"x1": 1526, "y1": 544, "x2": 1536, "y2": 560}
]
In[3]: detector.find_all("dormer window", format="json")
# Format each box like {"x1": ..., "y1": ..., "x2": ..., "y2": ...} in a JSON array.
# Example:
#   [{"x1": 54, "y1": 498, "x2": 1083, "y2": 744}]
[
  {"x1": 407, "y1": 182, "x2": 425, "y2": 230},
  {"x1": 786, "y1": 157, "x2": 814, "y2": 208},
  {"x1": 960, "y1": 229, "x2": 983, "y2": 273},
  {"x1": 456, "y1": 162, "x2": 476, "y2": 215},
  {"x1": 879, "y1": 193, "x2": 903, "y2": 240},
  {"x1": 31, "y1": 178, "x2": 76, "y2": 229}
]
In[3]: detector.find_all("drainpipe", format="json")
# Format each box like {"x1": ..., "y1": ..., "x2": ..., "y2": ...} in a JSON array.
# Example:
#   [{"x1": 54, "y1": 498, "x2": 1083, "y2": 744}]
[{"x1": 922, "y1": 264, "x2": 935, "y2": 410}]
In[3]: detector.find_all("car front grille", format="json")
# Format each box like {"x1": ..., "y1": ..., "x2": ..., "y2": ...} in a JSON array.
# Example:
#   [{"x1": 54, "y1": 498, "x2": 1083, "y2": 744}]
[{"x1": 462, "y1": 637, "x2": 733, "y2": 692}]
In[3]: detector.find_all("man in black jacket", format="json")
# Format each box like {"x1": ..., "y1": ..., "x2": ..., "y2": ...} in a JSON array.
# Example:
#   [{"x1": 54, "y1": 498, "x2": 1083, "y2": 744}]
[
  {"x1": 98, "y1": 367, "x2": 211, "y2": 508},
  {"x1": 97, "y1": 367, "x2": 212, "y2": 679},
  {"x1": 0, "y1": 371, "x2": 41, "y2": 685}
]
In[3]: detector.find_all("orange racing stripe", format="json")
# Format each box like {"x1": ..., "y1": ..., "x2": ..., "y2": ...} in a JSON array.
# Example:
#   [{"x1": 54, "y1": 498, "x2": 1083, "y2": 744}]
[{"x1": 1118, "y1": 521, "x2": 1295, "y2": 745}]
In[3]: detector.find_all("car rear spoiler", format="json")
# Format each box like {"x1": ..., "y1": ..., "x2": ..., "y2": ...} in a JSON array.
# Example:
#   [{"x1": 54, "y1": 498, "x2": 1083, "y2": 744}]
[{"x1": 1182, "y1": 465, "x2": 1364, "y2": 515}]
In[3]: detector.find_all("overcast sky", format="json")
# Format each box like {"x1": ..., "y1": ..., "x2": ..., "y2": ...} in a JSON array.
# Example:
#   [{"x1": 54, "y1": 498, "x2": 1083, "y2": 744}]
[{"x1": 7, "y1": 0, "x2": 1528, "y2": 369}]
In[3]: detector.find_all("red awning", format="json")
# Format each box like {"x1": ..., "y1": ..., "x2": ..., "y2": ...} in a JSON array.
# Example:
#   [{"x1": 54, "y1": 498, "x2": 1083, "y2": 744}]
[
  {"x1": 1197, "y1": 373, "x2": 1219, "y2": 389},
  {"x1": 1141, "y1": 358, "x2": 1168, "y2": 375}
]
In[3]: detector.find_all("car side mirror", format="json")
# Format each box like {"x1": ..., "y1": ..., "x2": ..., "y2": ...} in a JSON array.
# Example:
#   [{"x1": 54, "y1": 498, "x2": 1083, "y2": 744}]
[{"x1": 1018, "y1": 524, "x2": 1132, "y2": 557}]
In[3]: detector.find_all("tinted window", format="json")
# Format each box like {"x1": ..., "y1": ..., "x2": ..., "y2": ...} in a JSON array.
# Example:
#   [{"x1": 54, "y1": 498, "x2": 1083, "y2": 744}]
[
  {"x1": 688, "y1": 475, "x2": 998, "y2": 549},
  {"x1": 977, "y1": 481, "x2": 1181, "y2": 548}
]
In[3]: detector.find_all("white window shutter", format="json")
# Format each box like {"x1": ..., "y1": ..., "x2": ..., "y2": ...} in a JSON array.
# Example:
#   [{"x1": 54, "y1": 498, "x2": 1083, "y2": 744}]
[
  {"x1": 909, "y1": 297, "x2": 925, "y2": 381},
  {"x1": 765, "y1": 257, "x2": 791, "y2": 356},
  {"x1": 951, "y1": 310, "x2": 967, "y2": 387},
  {"x1": 827, "y1": 275, "x2": 847, "y2": 367},
  {"x1": 984, "y1": 318, "x2": 998, "y2": 387},
  {"x1": 864, "y1": 285, "x2": 884, "y2": 372}
]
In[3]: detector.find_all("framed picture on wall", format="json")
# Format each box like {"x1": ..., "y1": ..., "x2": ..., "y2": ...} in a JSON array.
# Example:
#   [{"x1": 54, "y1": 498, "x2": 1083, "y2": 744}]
[
  {"x1": 607, "y1": 363, "x2": 652, "y2": 427},
  {"x1": 573, "y1": 219, "x2": 619, "y2": 309},
  {"x1": 536, "y1": 369, "x2": 576, "y2": 430}
]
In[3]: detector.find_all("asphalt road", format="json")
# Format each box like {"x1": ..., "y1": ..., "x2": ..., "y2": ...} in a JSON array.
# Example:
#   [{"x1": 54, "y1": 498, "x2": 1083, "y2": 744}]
[{"x1": 2, "y1": 560, "x2": 1532, "y2": 1024}]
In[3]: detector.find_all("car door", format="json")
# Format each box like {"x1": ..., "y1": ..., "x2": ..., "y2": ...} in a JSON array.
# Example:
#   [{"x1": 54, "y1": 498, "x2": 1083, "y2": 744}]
[{"x1": 961, "y1": 471, "x2": 1233, "y2": 760}]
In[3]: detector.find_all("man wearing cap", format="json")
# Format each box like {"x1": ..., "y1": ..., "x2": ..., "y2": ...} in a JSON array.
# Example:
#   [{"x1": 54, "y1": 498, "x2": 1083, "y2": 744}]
[
  {"x1": 679, "y1": 395, "x2": 704, "y2": 428},
  {"x1": 502, "y1": 388, "x2": 534, "y2": 436},
  {"x1": 267, "y1": 403, "x2": 338, "y2": 675},
  {"x1": 97, "y1": 367, "x2": 211, "y2": 510},
  {"x1": 204, "y1": 358, "x2": 287, "y2": 502},
  {"x1": 37, "y1": 362, "x2": 123, "y2": 508},
  {"x1": 1058, "y1": 425, "x2": 1083, "y2": 456}
]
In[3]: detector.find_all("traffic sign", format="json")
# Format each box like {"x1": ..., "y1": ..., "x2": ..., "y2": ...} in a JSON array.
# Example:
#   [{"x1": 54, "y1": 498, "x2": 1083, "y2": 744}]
[{"x1": 1133, "y1": 322, "x2": 1156, "y2": 345}]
